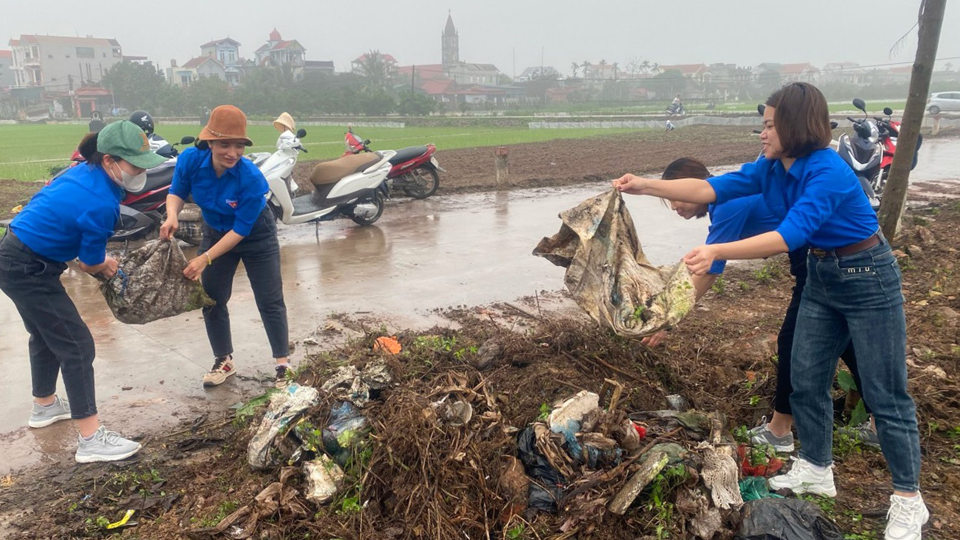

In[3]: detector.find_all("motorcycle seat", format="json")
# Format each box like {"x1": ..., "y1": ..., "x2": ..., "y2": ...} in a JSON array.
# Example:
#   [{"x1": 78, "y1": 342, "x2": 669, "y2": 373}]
[
  {"x1": 387, "y1": 146, "x2": 428, "y2": 165},
  {"x1": 127, "y1": 165, "x2": 174, "y2": 195},
  {"x1": 309, "y1": 153, "x2": 382, "y2": 186}
]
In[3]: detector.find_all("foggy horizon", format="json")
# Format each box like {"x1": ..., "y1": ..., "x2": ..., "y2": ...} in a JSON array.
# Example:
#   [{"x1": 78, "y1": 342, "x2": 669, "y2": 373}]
[{"x1": 4, "y1": 0, "x2": 959, "y2": 78}]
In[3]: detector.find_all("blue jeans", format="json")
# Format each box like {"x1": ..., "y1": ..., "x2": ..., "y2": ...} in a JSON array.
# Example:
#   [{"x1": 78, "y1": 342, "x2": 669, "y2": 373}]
[{"x1": 790, "y1": 238, "x2": 921, "y2": 492}]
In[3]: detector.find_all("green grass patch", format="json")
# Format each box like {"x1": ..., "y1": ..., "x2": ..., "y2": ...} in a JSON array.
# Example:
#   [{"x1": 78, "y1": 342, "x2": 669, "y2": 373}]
[{"x1": 0, "y1": 123, "x2": 639, "y2": 182}]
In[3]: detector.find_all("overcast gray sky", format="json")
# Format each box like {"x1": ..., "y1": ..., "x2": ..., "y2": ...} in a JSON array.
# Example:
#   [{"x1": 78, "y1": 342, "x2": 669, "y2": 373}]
[{"x1": 4, "y1": 1, "x2": 959, "y2": 76}]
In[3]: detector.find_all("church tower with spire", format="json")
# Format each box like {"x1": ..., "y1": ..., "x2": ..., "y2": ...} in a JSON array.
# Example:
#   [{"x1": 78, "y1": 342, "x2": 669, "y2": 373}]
[{"x1": 442, "y1": 11, "x2": 459, "y2": 68}]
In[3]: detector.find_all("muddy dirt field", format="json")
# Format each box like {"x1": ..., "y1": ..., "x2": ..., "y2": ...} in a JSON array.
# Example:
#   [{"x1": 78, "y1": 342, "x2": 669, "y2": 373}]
[
  {"x1": 292, "y1": 125, "x2": 762, "y2": 196},
  {"x1": 1, "y1": 196, "x2": 958, "y2": 539}
]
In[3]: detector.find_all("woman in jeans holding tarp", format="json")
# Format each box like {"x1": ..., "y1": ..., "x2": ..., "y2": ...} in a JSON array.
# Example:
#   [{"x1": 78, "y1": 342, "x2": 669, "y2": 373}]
[
  {"x1": 160, "y1": 105, "x2": 291, "y2": 388},
  {"x1": 645, "y1": 157, "x2": 876, "y2": 453},
  {"x1": 613, "y1": 83, "x2": 927, "y2": 540},
  {"x1": 0, "y1": 121, "x2": 163, "y2": 463}
]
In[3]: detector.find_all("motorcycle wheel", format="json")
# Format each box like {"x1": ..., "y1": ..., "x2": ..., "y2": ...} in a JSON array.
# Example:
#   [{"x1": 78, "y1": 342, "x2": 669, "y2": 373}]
[
  {"x1": 350, "y1": 192, "x2": 385, "y2": 226},
  {"x1": 401, "y1": 166, "x2": 440, "y2": 199},
  {"x1": 175, "y1": 220, "x2": 203, "y2": 246}
]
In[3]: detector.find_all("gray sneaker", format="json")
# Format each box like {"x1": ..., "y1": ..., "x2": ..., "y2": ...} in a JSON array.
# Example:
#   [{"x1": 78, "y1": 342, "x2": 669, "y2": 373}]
[
  {"x1": 748, "y1": 416, "x2": 796, "y2": 452},
  {"x1": 28, "y1": 396, "x2": 72, "y2": 428},
  {"x1": 838, "y1": 421, "x2": 880, "y2": 449},
  {"x1": 75, "y1": 427, "x2": 142, "y2": 463}
]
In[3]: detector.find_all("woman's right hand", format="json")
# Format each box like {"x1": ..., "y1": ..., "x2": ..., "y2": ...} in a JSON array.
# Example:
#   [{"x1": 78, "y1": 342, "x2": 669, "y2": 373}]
[
  {"x1": 612, "y1": 174, "x2": 650, "y2": 195},
  {"x1": 641, "y1": 330, "x2": 669, "y2": 347},
  {"x1": 159, "y1": 217, "x2": 179, "y2": 241}
]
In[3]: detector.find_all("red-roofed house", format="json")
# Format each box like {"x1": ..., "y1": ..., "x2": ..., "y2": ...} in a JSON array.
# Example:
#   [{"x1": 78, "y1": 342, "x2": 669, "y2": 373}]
[
  {"x1": 779, "y1": 62, "x2": 820, "y2": 83},
  {"x1": 8, "y1": 34, "x2": 123, "y2": 88},
  {"x1": 254, "y1": 29, "x2": 306, "y2": 70},
  {"x1": 198, "y1": 38, "x2": 242, "y2": 84},
  {"x1": 0, "y1": 50, "x2": 14, "y2": 89}
]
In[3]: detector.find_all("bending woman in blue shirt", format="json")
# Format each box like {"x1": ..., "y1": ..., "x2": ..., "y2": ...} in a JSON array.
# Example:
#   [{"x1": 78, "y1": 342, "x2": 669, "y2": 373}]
[
  {"x1": 160, "y1": 105, "x2": 291, "y2": 388},
  {"x1": 613, "y1": 83, "x2": 926, "y2": 540},
  {"x1": 644, "y1": 157, "x2": 871, "y2": 455},
  {"x1": 0, "y1": 121, "x2": 164, "y2": 463}
]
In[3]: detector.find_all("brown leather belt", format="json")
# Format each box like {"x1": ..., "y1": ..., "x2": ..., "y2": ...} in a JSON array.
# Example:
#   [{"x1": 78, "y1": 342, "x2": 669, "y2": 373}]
[{"x1": 810, "y1": 232, "x2": 881, "y2": 258}]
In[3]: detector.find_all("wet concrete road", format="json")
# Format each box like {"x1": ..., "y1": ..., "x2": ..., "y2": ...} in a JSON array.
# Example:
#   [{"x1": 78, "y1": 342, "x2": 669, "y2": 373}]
[{"x1": 1, "y1": 139, "x2": 957, "y2": 473}]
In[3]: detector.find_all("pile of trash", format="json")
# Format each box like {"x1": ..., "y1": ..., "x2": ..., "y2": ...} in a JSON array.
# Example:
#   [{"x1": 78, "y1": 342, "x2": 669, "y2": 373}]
[{"x1": 201, "y1": 329, "x2": 843, "y2": 540}]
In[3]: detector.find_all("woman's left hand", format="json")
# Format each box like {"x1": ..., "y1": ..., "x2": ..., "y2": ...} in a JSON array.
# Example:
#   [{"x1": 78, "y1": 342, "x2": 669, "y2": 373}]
[
  {"x1": 683, "y1": 245, "x2": 719, "y2": 276},
  {"x1": 183, "y1": 256, "x2": 209, "y2": 281}
]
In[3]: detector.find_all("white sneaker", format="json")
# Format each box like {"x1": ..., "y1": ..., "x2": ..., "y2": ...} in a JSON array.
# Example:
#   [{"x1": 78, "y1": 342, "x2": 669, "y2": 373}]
[
  {"x1": 75, "y1": 426, "x2": 142, "y2": 463},
  {"x1": 767, "y1": 457, "x2": 837, "y2": 497},
  {"x1": 885, "y1": 493, "x2": 929, "y2": 540}
]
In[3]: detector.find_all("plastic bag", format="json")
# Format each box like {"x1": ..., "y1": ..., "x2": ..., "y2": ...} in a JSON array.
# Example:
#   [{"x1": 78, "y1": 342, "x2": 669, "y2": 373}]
[
  {"x1": 322, "y1": 401, "x2": 369, "y2": 467},
  {"x1": 517, "y1": 426, "x2": 567, "y2": 512},
  {"x1": 736, "y1": 498, "x2": 844, "y2": 540},
  {"x1": 534, "y1": 190, "x2": 696, "y2": 337},
  {"x1": 247, "y1": 385, "x2": 320, "y2": 469},
  {"x1": 99, "y1": 239, "x2": 213, "y2": 324},
  {"x1": 739, "y1": 476, "x2": 783, "y2": 502}
]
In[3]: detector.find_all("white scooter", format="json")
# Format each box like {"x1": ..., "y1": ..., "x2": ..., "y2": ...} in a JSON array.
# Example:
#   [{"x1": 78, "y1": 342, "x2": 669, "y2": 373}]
[{"x1": 249, "y1": 128, "x2": 394, "y2": 231}]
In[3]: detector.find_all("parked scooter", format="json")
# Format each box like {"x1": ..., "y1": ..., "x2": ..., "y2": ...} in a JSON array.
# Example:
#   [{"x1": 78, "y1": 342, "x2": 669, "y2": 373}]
[
  {"x1": 257, "y1": 127, "x2": 393, "y2": 229},
  {"x1": 343, "y1": 127, "x2": 443, "y2": 199},
  {"x1": 50, "y1": 136, "x2": 203, "y2": 244},
  {"x1": 836, "y1": 98, "x2": 922, "y2": 209}
]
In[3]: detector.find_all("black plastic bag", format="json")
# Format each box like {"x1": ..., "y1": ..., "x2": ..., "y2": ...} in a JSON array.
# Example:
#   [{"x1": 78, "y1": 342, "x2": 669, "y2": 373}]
[
  {"x1": 517, "y1": 426, "x2": 567, "y2": 512},
  {"x1": 737, "y1": 498, "x2": 844, "y2": 540},
  {"x1": 322, "y1": 401, "x2": 369, "y2": 467}
]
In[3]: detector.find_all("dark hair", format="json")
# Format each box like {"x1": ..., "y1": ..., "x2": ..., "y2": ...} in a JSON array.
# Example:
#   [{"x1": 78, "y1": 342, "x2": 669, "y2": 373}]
[
  {"x1": 661, "y1": 157, "x2": 711, "y2": 218},
  {"x1": 662, "y1": 157, "x2": 710, "y2": 181},
  {"x1": 77, "y1": 132, "x2": 106, "y2": 165},
  {"x1": 765, "y1": 82, "x2": 832, "y2": 158}
]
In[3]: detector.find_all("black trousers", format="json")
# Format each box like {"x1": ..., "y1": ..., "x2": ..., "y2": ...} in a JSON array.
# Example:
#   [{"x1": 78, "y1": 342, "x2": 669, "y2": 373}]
[
  {"x1": 198, "y1": 209, "x2": 289, "y2": 359},
  {"x1": 0, "y1": 232, "x2": 97, "y2": 419},
  {"x1": 775, "y1": 248, "x2": 871, "y2": 415}
]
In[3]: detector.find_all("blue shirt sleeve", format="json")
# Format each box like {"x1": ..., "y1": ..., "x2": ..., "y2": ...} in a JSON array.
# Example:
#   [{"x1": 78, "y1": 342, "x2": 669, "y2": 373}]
[
  {"x1": 707, "y1": 160, "x2": 764, "y2": 205},
  {"x1": 76, "y1": 207, "x2": 116, "y2": 266},
  {"x1": 230, "y1": 163, "x2": 269, "y2": 237},
  {"x1": 705, "y1": 200, "x2": 755, "y2": 274},
  {"x1": 170, "y1": 147, "x2": 194, "y2": 200},
  {"x1": 775, "y1": 162, "x2": 851, "y2": 251}
]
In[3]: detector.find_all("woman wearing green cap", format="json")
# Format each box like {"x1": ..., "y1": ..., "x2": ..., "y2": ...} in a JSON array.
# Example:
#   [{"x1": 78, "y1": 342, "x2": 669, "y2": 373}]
[{"x1": 0, "y1": 120, "x2": 166, "y2": 463}]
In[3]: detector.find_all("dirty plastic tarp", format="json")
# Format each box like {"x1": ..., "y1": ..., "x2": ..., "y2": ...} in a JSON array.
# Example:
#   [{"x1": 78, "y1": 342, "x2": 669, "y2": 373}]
[
  {"x1": 517, "y1": 425, "x2": 567, "y2": 512},
  {"x1": 320, "y1": 361, "x2": 393, "y2": 407},
  {"x1": 99, "y1": 239, "x2": 214, "y2": 325},
  {"x1": 736, "y1": 498, "x2": 844, "y2": 540},
  {"x1": 247, "y1": 385, "x2": 320, "y2": 469},
  {"x1": 534, "y1": 189, "x2": 696, "y2": 336}
]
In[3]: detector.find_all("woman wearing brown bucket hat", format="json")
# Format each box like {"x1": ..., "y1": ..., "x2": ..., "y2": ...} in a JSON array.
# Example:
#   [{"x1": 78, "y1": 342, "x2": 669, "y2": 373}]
[{"x1": 160, "y1": 105, "x2": 292, "y2": 388}]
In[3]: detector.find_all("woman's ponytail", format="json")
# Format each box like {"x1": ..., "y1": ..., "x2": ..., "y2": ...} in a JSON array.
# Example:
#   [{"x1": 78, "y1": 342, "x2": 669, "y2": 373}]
[{"x1": 77, "y1": 132, "x2": 105, "y2": 165}]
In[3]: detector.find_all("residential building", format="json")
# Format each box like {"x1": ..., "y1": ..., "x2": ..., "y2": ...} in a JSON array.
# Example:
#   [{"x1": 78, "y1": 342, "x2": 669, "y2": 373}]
[
  {"x1": 581, "y1": 62, "x2": 620, "y2": 81},
  {"x1": 254, "y1": 29, "x2": 305, "y2": 70},
  {"x1": 8, "y1": 34, "x2": 122, "y2": 89},
  {"x1": 658, "y1": 64, "x2": 711, "y2": 83},
  {"x1": 199, "y1": 38, "x2": 242, "y2": 84},
  {"x1": 303, "y1": 60, "x2": 335, "y2": 77},
  {"x1": 351, "y1": 52, "x2": 399, "y2": 76},
  {"x1": 0, "y1": 50, "x2": 14, "y2": 89},
  {"x1": 779, "y1": 62, "x2": 820, "y2": 83},
  {"x1": 166, "y1": 56, "x2": 227, "y2": 87},
  {"x1": 516, "y1": 66, "x2": 562, "y2": 83}
]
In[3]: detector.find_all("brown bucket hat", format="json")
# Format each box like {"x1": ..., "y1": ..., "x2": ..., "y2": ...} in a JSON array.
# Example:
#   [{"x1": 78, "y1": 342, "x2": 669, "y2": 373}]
[{"x1": 199, "y1": 105, "x2": 253, "y2": 146}]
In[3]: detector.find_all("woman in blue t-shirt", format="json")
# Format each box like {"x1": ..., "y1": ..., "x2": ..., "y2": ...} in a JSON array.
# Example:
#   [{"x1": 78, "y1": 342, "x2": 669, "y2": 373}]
[
  {"x1": 613, "y1": 83, "x2": 926, "y2": 540},
  {"x1": 160, "y1": 105, "x2": 291, "y2": 389},
  {"x1": 0, "y1": 121, "x2": 164, "y2": 463},
  {"x1": 644, "y1": 157, "x2": 872, "y2": 455}
]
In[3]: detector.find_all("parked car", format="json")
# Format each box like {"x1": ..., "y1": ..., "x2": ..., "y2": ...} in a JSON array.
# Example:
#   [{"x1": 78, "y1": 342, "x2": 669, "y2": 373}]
[{"x1": 927, "y1": 91, "x2": 960, "y2": 114}]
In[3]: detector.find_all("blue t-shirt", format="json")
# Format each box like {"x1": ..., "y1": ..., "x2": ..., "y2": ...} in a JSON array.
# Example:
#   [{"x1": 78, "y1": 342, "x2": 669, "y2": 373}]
[
  {"x1": 707, "y1": 149, "x2": 878, "y2": 251},
  {"x1": 705, "y1": 195, "x2": 781, "y2": 274},
  {"x1": 170, "y1": 146, "x2": 268, "y2": 236},
  {"x1": 10, "y1": 163, "x2": 122, "y2": 265}
]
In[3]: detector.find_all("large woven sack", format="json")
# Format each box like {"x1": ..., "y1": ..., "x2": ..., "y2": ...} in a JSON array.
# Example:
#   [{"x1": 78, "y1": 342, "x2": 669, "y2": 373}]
[
  {"x1": 534, "y1": 189, "x2": 696, "y2": 337},
  {"x1": 99, "y1": 239, "x2": 214, "y2": 324}
]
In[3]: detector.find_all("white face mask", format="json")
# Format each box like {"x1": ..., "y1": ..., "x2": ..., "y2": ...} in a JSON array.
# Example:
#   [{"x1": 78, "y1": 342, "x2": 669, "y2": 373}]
[{"x1": 110, "y1": 161, "x2": 147, "y2": 192}]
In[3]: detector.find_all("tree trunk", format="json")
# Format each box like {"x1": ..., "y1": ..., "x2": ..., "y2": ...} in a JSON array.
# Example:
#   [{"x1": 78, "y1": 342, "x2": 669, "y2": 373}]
[{"x1": 878, "y1": 0, "x2": 947, "y2": 240}]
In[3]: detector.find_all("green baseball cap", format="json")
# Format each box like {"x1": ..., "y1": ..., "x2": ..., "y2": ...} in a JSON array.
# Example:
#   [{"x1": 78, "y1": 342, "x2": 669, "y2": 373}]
[{"x1": 97, "y1": 120, "x2": 167, "y2": 170}]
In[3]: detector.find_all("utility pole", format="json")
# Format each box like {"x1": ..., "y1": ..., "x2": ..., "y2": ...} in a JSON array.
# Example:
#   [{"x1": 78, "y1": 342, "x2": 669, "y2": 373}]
[{"x1": 878, "y1": 0, "x2": 946, "y2": 240}]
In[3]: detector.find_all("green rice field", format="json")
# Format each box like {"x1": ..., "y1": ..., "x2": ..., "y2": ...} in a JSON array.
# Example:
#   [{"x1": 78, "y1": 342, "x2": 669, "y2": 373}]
[{"x1": 0, "y1": 123, "x2": 638, "y2": 182}]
